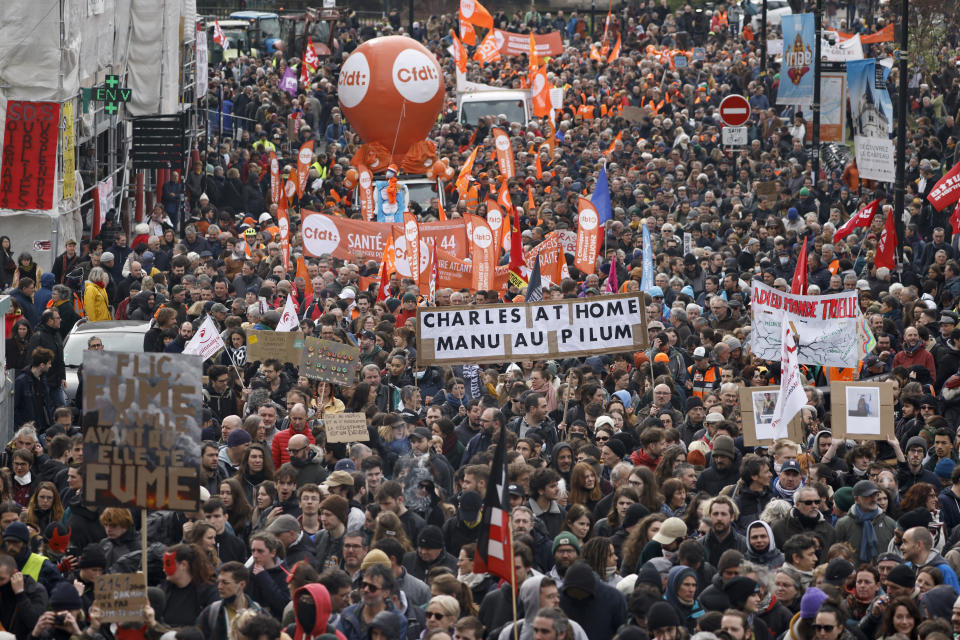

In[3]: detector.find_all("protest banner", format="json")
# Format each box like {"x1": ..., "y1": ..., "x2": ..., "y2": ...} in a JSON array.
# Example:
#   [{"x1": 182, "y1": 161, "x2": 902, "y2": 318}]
[
  {"x1": 928, "y1": 160, "x2": 960, "y2": 212},
  {"x1": 830, "y1": 380, "x2": 894, "y2": 441},
  {"x1": 436, "y1": 249, "x2": 474, "y2": 290},
  {"x1": 62, "y1": 101, "x2": 76, "y2": 200},
  {"x1": 300, "y1": 209, "x2": 396, "y2": 261},
  {"x1": 525, "y1": 233, "x2": 564, "y2": 285},
  {"x1": 82, "y1": 352, "x2": 203, "y2": 511},
  {"x1": 467, "y1": 214, "x2": 497, "y2": 291},
  {"x1": 749, "y1": 281, "x2": 860, "y2": 367},
  {"x1": 0, "y1": 101, "x2": 60, "y2": 210},
  {"x1": 556, "y1": 229, "x2": 577, "y2": 254},
  {"x1": 738, "y1": 386, "x2": 804, "y2": 446},
  {"x1": 95, "y1": 573, "x2": 148, "y2": 624},
  {"x1": 802, "y1": 72, "x2": 846, "y2": 144},
  {"x1": 755, "y1": 180, "x2": 780, "y2": 201},
  {"x1": 574, "y1": 197, "x2": 600, "y2": 274},
  {"x1": 300, "y1": 337, "x2": 361, "y2": 386},
  {"x1": 182, "y1": 316, "x2": 226, "y2": 361},
  {"x1": 421, "y1": 219, "x2": 468, "y2": 257},
  {"x1": 847, "y1": 59, "x2": 895, "y2": 182},
  {"x1": 776, "y1": 15, "x2": 815, "y2": 106},
  {"x1": 416, "y1": 294, "x2": 648, "y2": 366},
  {"x1": 494, "y1": 29, "x2": 564, "y2": 57},
  {"x1": 246, "y1": 330, "x2": 304, "y2": 363},
  {"x1": 324, "y1": 413, "x2": 370, "y2": 443}
]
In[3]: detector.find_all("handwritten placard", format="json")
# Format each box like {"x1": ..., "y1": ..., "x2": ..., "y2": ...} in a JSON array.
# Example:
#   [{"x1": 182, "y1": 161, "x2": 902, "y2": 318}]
[
  {"x1": 0, "y1": 101, "x2": 61, "y2": 210},
  {"x1": 94, "y1": 573, "x2": 147, "y2": 623},
  {"x1": 324, "y1": 412, "x2": 370, "y2": 443},
  {"x1": 246, "y1": 330, "x2": 304, "y2": 364},
  {"x1": 300, "y1": 337, "x2": 360, "y2": 386}
]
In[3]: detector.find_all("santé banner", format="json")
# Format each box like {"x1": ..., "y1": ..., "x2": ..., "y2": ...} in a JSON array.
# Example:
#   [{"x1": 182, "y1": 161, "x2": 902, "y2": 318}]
[
  {"x1": 416, "y1": 294, "x2": 648, "y2": 365},
  {"x1": 749, "y1": 280, "x2": 860, "y2": 367},
  {"x1": 494, "y1": 30, "x2": 564, "y2": 57},
  {"x1": 301, "y1": 210, "x2": 396, "y2": 261}
]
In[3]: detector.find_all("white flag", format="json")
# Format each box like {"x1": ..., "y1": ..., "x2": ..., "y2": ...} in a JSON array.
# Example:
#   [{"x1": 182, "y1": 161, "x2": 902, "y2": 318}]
[
  {"x1": 276, "y1": 294, "x2": 300, "y2": 332},
  {"x1": 182, "y1": 315, "x2": 226, "y2": 361},
  {"x1": 770, "y1": 316, "x2": 808, "y2": 439}
]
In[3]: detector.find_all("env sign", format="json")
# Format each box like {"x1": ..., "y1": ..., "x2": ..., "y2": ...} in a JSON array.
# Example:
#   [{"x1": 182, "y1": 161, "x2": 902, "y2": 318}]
[{"x1": 93, "y1": 75, "x2": 132, "y2": 115}]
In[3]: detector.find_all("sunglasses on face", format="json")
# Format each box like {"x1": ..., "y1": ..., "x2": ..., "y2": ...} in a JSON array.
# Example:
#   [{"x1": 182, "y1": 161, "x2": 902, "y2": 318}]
[
  {"x1": 426, "y1": 612, "x2": 446, "y2": 620},
  {"x1": 361, "y1": 581, "x2": 380, "y2": 592},
  {"x1": 799, "y1": 499, "x2": 819, "y2": 506},
  {"x1": 813, "y1": 625, "x2": 835, "y2": 632}
]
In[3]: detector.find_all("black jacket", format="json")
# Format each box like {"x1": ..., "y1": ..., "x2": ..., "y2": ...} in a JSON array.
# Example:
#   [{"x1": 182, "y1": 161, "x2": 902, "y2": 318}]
[
  {"x1": 245, "y1": 565, "x2": 290, "y2": 619},
  {"x1": 0, "y1": 574, "x2": 47, "y2": 638},
  {"x1": 27, "y1": 323, "x2": 65, "y2": 385}
]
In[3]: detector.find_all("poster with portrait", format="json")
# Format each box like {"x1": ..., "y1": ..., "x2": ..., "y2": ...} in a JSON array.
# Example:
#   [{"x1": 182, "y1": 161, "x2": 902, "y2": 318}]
[
  {"x1": 830, "y1": 380, "x2": 894, "y2": 441},
  {"x1": 739, "y1": 385, "x2": 803, "y2": 446}
]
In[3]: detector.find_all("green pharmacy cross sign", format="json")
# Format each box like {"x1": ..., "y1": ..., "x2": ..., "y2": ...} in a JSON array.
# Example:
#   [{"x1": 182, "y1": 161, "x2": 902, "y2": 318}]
[{"x1": 93, "y1": 75, "x2": 132, "y2": 115}]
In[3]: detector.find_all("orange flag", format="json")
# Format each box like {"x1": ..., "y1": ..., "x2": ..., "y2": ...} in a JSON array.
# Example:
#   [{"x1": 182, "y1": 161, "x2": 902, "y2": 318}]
[
  {"x1": 527, "y1": 185, "x2": 536, "y2": 212},
  {"x1": 529, "y1": 32, "x2": 540, "y2": 68},
  {"x1": 605, "y1": 131, "x2": 622, "y2": 156},
  {"x1": 485, "y1": 198, "x2": 507, "y2": 253},
  {"x1": 497, "y1": 180, "x2": 513, "y2": 212},
  {"x1": 460, "y1": 0, "x2": 493, "y2": 31},
  {"x1": 438, "y1": 198, "x2": 448, "y2": 221},
  {"x1": 460, "y1": 20, "x2": 476, "y2": 45},
  {"x1": 535, "y1": 153, "x2": 543, "y2": 180},
  {"x1": 607, "y1": 34, "x2": 621, "y2": 63},
  {"x1": 530, "y1": 67, "x2": 551, "y2": 118},
  {"x1": 466, "y1": 213, "x2": 497, "y2": 291},
  {"x1": 295, "y1": 140, "x2": 314, "y2": 197},
  {"x1": 451, "y1": 30, "x2": 468, "y2": 73},
  {"x1": 574, "y1": 197, "x2": 600, "y2": 274},
  {"x1": 269, "y1": 152, "x2": 280, "y2": 204},
  {"x1": 492, "y1": 127, "x2": 515, "y2": 178},
  {"x1": 377, "y1": 238, "x2": 397, "y2": 301},
  {"x1": 473, "y1": 31, "x2": 501, "y2": 64},
  {"x1": 296, "y1": 257, "x2": 312, "y2": 298},
  {"x1": 456, "y1": 146, "x2": 479, "y2": 195},
  {"x1": 277, "y1": 189, "x2": 291, "y2": 273}
]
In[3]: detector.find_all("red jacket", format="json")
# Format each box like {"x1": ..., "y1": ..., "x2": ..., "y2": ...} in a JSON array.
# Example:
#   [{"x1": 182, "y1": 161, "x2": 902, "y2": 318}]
[
  {"x1": 271, "y1": 426, "x2": 316, "y2": 470},
  {"x1": 892, "y1": 346, "x2": 936, "y2": 383}
]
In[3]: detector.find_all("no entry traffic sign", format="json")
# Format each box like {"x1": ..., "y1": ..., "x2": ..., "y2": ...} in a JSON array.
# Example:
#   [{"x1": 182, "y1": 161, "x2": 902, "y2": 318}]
[{"x1": 719, "y1": 94, "x2": 751, "y2": 127}]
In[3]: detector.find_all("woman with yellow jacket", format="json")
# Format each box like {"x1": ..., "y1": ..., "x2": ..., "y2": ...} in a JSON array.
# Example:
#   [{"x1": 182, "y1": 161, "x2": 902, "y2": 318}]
[{"x1": 83, "y1": 267, "x2": 112, "y2": 321}]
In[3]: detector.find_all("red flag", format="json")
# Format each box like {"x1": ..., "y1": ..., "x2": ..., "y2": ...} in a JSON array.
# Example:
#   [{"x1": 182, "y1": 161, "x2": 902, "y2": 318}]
[
  {"x1": 304, "y1": 37, "x2": 320, "y2": 71},
  {"x1": 875, "y1": 209, "x2": 898, "y2": 270},
  {"x1": 605, "y1": 255, "x2": 618, "y2": 293},
  {"x1": 791, "y1": 237, "x2": 808, "y2": 295},
  {"x1": 928, "y1": 160, "x2": 960, "y2": 212},
  {"x1": 212, "y1": 20, "x2": 226, "y2": 46},
  {"x1": 833, "y1": 198, "x2": 881, "y2": 243},
  {"x1": 509, "y1": 207, "x2": 524, "y2": 277},
  {"x1": 473, "y1": 411, "x2": 513, "y2": 584},
  {"x1": 951, "y1": 206, "x2": 960, "y2": 235}
]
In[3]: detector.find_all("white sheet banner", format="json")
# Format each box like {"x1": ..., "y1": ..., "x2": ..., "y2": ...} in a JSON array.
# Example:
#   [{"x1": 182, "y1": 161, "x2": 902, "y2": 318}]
[{"x1": 749, "y1": 281, "x2": 860, "y2": 367}]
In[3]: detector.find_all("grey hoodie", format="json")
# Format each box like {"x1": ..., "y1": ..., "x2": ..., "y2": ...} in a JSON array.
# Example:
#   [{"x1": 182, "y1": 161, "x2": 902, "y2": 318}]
[{"x1": 497, "y1": 575, "x2": 588, "y2": 640}]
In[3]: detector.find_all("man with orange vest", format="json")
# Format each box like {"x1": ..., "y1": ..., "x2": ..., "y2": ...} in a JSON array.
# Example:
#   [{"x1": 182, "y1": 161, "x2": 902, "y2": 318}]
[
  {"x1": 576, "y1": 98, "x2": 596, "y2": 120},
  {"x1": 686, "y1": 346, "x2": 721, "y2": 399},
  {"x1": 459, "y1": 176, "x2": 480, "y2": 212}
]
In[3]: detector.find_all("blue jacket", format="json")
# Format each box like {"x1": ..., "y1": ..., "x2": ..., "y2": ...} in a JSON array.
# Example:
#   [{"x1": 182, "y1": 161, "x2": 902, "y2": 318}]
[
  {"x1": 33, "y1": 273, "x2": 55, "y2": 316},
  {"x1": 917, "y1": 552, "x2": 960, "y2": 593},
  {"x1": 10, "y1": 289, "x2": 39, "y2": 326},
  {"x1": 14, "y1": 369, "x2": 54, "y2": 429}
]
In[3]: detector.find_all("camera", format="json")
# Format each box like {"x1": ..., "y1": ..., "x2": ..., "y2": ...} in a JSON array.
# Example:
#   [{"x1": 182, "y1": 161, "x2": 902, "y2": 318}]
[{"x1": 54, "y1": 614, "x2": 66, "y2": 626}]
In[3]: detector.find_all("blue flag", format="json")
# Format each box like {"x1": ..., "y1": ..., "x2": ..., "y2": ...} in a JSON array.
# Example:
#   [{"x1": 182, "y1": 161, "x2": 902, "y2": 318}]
[
  {"x1": 640, "y1": 223, "x2": 654, "y2": 292},
  {"x1": 525, "y1": 256, "x2": 543, "y2": 302},
  {"x1": 591, "y1": 164, "x2": 613, "y2": 224}
]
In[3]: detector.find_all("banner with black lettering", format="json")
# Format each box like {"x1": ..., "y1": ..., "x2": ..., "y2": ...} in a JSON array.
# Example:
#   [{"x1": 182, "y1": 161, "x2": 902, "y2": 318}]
[
  {"x1": 416, "y1": 294, "x2": 647, "y2": 365},
  {"x1": 749, "y1": 280, "x2": 860, "y2": 367},
  {"x1": 82, "y1": 352, "x2": 203, "y2": 511}
]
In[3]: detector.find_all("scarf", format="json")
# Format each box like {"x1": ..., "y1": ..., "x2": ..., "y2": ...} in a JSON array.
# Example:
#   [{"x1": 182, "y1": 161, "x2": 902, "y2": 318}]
[
  {"x1": 851, "y1": 503, "x2": 881, "y2": 562},
  {"x1": 773, "y1": 476, "x2": 803, "y2": 501},
  {"x1": 903, "y1": 340, "x2": 923, "y2": 355},
  {"x1": 458, "y1": 572, "x2": 487, "y2": 589},
  {"x1": 793, "y1": 508, "x2": 823, "y2": 529},
  {"x1": 14, "y1": 471, "x2": 31, "y2": 485}
]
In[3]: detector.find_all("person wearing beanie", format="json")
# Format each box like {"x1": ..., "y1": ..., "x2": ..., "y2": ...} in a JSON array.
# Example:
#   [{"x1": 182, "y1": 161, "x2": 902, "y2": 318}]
[
  {"x1": 771, "y1": 485, "x2": 835, "y2": 559},
  {"x1": 3, "y1": 521, "x2": 62, "y2": 596},
  {"x1": 934, "y1": 458, "x2": 956, "y2": 486},
  {"x1": 402, "y1": 524, "x2": 457, "y2": 581},
  {"x1": 781, "y1": 584, "x2": 829, "y2": 640},
  {"x1": 558, "y1": 561, "x2": 628, "y2": 639},
  {"x1": 548, "y1": 532, "x2": 581, "y2": 584},
  {"x1": 900, "y1": 525, "x2": 960, "y2": 592},
  {"x1": 38, "y1": 581, "x2": 85, "y2": 635},
  {"x1": 680, "y1": 395, "x2": 707, "y2": 444},
  {"x1": 647, "y1": 601, "x2": 683, "y2": 634},
  {"x1": 857, "y1": 563, "x2": 919, "y2": 638},
  {"x1": 897, "y1": 435, "x2": 941, "y2": 494},
  {"x1": 696, "y1": 435, "x2": 741, "y2": 495},
  {"x1": 835, "y1": 480, "x2": 897, "y2": 564},
  {"x1": 664, "y1": 564, "x2": 706, "y2": 633},
  {"x1": 314, "y1": 494, "x2": 349, "y2": 570}
]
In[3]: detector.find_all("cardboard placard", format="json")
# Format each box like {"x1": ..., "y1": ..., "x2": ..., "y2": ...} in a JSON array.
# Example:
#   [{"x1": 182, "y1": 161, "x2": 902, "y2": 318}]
[
  {"x1": 246, "y1": 330, "x2": 304, "y2": 364},
  {"x1": 94, "y1": 573, "x2": 148, "y2": 623},
  {"x1": 830, "y1": 380, "x2": 895, "y2": 441},
  {"x1": 324, "y1": 412, "x2": 370, "y2": 443},
  {"x1": 621, "y1": 106, "x2": 648, "y2": 123},
  {"x1": 300, "y1": 337, "x2": 360, "y2": 386},
  {"x1": 739, "y1": 385, "x2": 804, "y2": 446},
  {"x1": 416, "y1": 294, "x2": 647, "y2": 366},
  {"x1": 82, "y1": 352, "x2": 203, "y2": 511}
]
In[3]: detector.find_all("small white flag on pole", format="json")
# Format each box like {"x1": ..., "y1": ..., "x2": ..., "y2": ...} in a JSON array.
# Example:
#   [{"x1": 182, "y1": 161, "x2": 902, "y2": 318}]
[
  {"x1": 770, "y1": 316, "x2": 808, "y2": 439},
  {"x1": 182, "y1": 315, "x2": 226, "y2": 362},
  {"x1": 276, "y1": 294, "x2": 300, "y2": 332}
]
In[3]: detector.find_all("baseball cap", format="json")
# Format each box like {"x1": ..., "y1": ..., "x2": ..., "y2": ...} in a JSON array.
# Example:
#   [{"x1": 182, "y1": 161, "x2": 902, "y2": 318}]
[
  {"x1": 460, "y1": 491, "x2": 482, "y2": 521},
  {"x1": 409, "y1": 427, "x2": 432, "y2": 441},
  {"x1": 780, "y1": 460, "x2": 801, "y2": 474},
  {"x1": 324, "y1": 470, "x2": 355, "y2": 488},
  {"x1": 852, "y1": 480, "x2": 881, "y2": 497},
  {"x1": 693, "y1": 346, "x2": 707, "y2": 359},
  {"x1": 652, "y1": 517, "x2": 687, "y2": 545}
]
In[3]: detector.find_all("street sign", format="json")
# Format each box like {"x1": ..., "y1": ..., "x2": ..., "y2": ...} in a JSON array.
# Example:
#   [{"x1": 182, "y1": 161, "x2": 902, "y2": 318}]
[
  {"x1": 719, "y1": 94, "x2": 751, "y2": 127},
  {"x1": 722, "y1": 126, "x2": 748, "y2": 146}
]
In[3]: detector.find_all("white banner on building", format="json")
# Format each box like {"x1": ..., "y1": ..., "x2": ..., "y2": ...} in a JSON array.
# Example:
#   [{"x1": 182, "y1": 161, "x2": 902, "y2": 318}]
[
  {"x1": 749, "y1": 281, "x2": 860, "y2": 367},
  {"x1": 196, "y1": 25, "x2": 209, "y2": 99}
]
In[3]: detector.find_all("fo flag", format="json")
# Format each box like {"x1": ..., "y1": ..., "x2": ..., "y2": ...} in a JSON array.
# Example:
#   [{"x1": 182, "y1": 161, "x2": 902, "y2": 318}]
[
  {"x1": 770, "y1": 318, "x2": 807, "y2": 439},
  {"x1": 474, "y1": 411, "x2": 513, "y2": 583},
  {"x1": 276, "y1": 294, "x2": 300, "y2": 331},
  {"x1": 833, "y1": 198, "x2": 881, "y2": 242},
  {"x1": 183, "y1": 316, "x2": 225, "y2": 361},
  {"x1": 928, "y1": 160, "x2": 960, "y2": 212}
]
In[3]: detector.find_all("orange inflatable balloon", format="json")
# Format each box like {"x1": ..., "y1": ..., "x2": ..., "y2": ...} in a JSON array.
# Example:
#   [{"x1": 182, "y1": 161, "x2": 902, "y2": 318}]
[
  {"x1": 338, "y1": 36, "x2": 445, "y2": 163},
  {"x1": 344, "y1": 168, "x2": 358, "y2": 189}
]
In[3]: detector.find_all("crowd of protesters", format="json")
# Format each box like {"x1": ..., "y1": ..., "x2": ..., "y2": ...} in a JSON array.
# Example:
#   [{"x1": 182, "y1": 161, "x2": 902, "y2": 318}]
[{"x1": 3, "y1": 0, "x2": 960, "y2": 639}]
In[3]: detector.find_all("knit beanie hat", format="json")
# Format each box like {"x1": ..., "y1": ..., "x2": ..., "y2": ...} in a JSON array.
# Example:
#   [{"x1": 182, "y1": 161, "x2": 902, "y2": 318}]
[
  {"x1": 319, "y1": 494, "x2": 349, "y2": 526},
  {"x1": 800, "y1": 587, "x2": 829, "y2": 620},
  {"x1": 647, "y1": 601, "x2": 682, "y2": 631},
  {"x1": 887, "y1": 564, "x2": 916, "y2": 589},
  {"x1": 833, "y1": 486, "x2": 854, "y2": 513}
]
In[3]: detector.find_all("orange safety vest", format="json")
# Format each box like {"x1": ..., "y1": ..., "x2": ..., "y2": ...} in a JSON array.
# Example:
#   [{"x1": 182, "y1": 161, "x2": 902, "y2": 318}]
[
  {"x1": 461, "y1": 185, "x2": 479, "y2": 212},
  {"x1": 687, "y1": 364, "x2": 721, "y2": 398},
  {"x1": 576, "y1": 104, "x2": 595, "y2": 120},
  {"x1": 716, "y1": 10, "x2": 729, "y2": 27}
]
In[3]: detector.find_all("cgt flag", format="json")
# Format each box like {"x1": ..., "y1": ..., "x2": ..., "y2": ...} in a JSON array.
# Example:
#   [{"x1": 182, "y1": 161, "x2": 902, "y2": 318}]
[
  {"x1": 182, "y1": 316, "x2": 225, "y2": 361},
  {"x1": 928, "y1": 160, "x2": 960, "y2": 212},
  {"x1": 833, "y1": 198, "x2": 881, "y2": 242},
  {"x1": 473, "y1": 407, "x2": 513, "y2": 583},
  {"x1": 874, "y1": 208, "x2": 898, "y2": 270}
]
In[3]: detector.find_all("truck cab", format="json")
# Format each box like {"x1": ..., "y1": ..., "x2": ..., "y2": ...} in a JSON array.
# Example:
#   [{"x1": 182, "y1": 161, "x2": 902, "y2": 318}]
[
  {"x1": 229, "y1": 11, "x2": 282, "y2": 55},
  {"x1": 457, "y1": 90, "x2": 531, "y2": 127}
]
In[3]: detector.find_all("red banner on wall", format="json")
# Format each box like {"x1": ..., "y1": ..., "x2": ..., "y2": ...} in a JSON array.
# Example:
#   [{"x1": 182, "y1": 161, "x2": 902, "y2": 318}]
[{"x1": 0, "y1": 101, "x2": 60, "y2": 210}]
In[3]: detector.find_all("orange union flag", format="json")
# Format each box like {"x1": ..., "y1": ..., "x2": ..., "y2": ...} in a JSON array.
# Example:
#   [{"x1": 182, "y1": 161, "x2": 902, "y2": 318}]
[
  {"x1": 492, "y1": 127, "x2": 515, "y2": 179},
  {"x1": 574, "y1": 197, "x2": 600, "y2": 274},
  {"x1": 466, "y1": 214, "x2": 497, "y2": 291}
]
